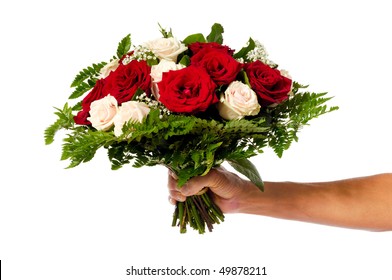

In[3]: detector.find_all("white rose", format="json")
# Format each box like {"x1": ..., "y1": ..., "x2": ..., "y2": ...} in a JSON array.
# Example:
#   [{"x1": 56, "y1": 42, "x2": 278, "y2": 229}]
[
  {"x1": 113, "y1": 101, "x2": 151, "y2": 137},
  {"x1": 87, "y1": 94, "x2": 118, "y2": 131},
  {"x1": 150, "y1": 59, "x2": 185, "y2": 100},
  {"x1": 217, "y1": 81, "x2": 261, "y2": 120},
  {"x1": 144, "y1": 37, "x2": 187, "y2": 62},
  {"x1": 99, "y1": 59, "x2": 119, "y2": 79}
]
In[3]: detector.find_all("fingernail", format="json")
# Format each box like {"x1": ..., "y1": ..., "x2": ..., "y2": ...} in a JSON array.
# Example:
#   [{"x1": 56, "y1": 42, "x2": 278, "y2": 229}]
[{"x1": 168, "y1": 197, "x2": 176, "y2": 205}]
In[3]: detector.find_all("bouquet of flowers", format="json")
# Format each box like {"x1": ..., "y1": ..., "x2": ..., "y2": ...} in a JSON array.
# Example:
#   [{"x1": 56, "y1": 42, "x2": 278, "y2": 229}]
[{"x1": 45, "y1": 23, "x2": 338, "y2": 234}]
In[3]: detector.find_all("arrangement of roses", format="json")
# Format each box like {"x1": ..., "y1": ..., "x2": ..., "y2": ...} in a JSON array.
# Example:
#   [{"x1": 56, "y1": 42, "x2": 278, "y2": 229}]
[
  {"x1": 73, "y1": 31, "x2": 292, "y2": 135},
  {"x1": 45, "y1": 23, "x2": 337, "y2": 234}
]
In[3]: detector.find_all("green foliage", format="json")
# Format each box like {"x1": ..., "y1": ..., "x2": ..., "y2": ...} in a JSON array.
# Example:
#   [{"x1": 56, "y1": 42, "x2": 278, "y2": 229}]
[
  {"x1": 68, "y1": 79, "x2": 96, "y2": 100},
  {"x1": 70, "y1": 62, "x2": 107, "y2": 88},
  {"x1": 237, "y1": 69, "x2": 251, "y2": 87},
  {"x1": 182, "y1": 33, "x2": 206, "y2": 45},
  {"x1": 266, "y1": 88, "x2": 339, "y2": 157},
  {"x1": 47, "y1": 84, "x2": 338, "y2": 184},
  {"x1": 44, "y1": 103, "x2": 74, "y2": 145},
  {"x1": 72, "y1": 101, "x2": 82, "y2": 111},
  {"x1": 68, "y1": 62, "x2": 107, "y2": 100},
  {"x1": 182, "y1": 23, "x2": 224, "y2": 46},
  {"x1": 233, "y1": 37, "x2": 256, "y2": 60},
  {"x1": 105, "y1": 111, "x2": 271, "y2": 185},
  {"x1": 61, "y1": 128, "x2": 115, "y2": 168},
  {"x1": 158, "y1": 23, "x2": 173, "y2": 38},
  {"x1": 117, "y1": 34, "x2": 131, "y2": 59},
  {"x1": 178, "y1": 55, "x2": 190, "y2": 66},
  {"x1": 207, "y1": 23, "x2": 224, "y2": 44}
]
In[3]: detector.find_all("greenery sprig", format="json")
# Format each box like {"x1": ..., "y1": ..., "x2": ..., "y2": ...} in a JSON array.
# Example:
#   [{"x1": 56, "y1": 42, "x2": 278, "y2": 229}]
[{"x1": 45, "y1": 86, "x2": 337, "y2": 186}]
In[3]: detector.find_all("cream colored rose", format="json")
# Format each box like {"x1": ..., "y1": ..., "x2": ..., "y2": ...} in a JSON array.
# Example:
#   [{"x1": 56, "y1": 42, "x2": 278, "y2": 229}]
[
  {"x1": 144, "y1": 37, "x2": 187, "y2": 62},
  {"x1": 150, "y1": 59, "x2": 185, "y2": 100},
  {"x1": 87, "y1": 94, "x2": 118, "y2": 131},
  {"x1": 217, "y1": 81, "x2": 261, "y2": 120},
  {"x1": 113, "y1": 101, "x2": 151, "y2": 137},
  {"x1": 99, "y1": 59, "x2": 119, "y2": 79}
]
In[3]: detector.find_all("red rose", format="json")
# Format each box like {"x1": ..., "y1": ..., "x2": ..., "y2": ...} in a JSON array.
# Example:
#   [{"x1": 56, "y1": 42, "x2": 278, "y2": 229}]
[
  {"x1": 158, "y1": 66, "x2": 218, "y2": 114},
  {"x1": 188, "y1": 42, "x2": 235, "y2": 56},
  {"x1": 103, "y1": 60, "x2": 151, "y2": 104},
  {"x1": 74, "y1": 109, "x2": 91, "y2": 125},
  {"x1": 244, "y1": 61, "x2": 292, "y2": 105},
  {"x1": 74, "y1": 79, "x2": 107, "y2": 125},
  {"x1": 190, "y1": 48, "x2": 242, "y2": 86}
]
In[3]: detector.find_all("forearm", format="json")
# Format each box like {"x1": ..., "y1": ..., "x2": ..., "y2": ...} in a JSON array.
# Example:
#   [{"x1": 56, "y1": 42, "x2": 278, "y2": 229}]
[{"x1": 237, "y1": 173, "x2": 392, "y2": 231}]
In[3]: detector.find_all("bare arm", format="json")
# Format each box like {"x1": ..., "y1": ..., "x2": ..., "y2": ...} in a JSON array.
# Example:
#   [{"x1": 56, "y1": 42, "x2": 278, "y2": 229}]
[{"x1": 168, "y1": 168, "x2": 392, "y2": 231}]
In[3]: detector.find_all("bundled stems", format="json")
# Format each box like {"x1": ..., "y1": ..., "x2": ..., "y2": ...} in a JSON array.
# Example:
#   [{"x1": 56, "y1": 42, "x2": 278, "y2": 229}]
[{"x1": 172, "y1": 190, "x2": 225, "y2": 234}]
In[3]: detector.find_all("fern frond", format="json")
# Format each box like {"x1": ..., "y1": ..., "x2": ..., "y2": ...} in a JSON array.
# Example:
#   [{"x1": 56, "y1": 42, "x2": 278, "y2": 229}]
[
  {"x1": 44, "y1": 103, "x2": 74, "y2": 145},
  {"x1": 70, "y1": 62, "x2": 107, "y2": 88},
  {"x1": 267, "y1": 90, "x2": 339, "y2": 157},
  {"x1": 68, "y1": 80, "x2": 96, "y2": 100},
  {"x1": 223, "y1": 118, "x2": 268, "y2": 135},
  {"x1": 61, "y1": 129, "x2": 115, "y2": 168}
]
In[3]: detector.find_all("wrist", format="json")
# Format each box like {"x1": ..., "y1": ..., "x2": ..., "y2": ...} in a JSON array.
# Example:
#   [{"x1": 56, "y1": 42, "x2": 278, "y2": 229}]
[
  {"x1": 232, "y1": 180, "x2": 268, "y2": 214},
  {"x1": 234, "y1": 181, "x2": 303, "y2": 218}
]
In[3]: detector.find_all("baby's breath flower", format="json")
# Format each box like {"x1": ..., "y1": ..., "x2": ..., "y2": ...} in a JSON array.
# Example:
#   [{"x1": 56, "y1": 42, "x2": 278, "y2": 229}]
[
  {"x1": 122, "y1": 55, "x2": 132, "y2": 65},
  {"x1": 134, "y1": 45, "x2": 158, "y2": 61},
  {"x1": 122, "y1": 45, "x2": 158, "y2": 65},
  {"x1": 247, "y1": 40, "x2": 276, "y2": 67},
  {"x1": 136, "y1": 91, "x2": 172, "y2": 118}
]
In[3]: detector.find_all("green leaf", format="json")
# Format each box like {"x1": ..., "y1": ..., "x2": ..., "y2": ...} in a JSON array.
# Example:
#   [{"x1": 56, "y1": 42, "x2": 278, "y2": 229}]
[
  {"x1": 178, "y1": 55, "x2": 190, "y2": 66},
  {"x1": 72, "y1": 101, "x2": 82, "y2": 111},
  {"x1": 44, "y1": 103, "x2": 74, "y2": 145},
  {"x1": 266, "y1": 89, "x2": 339, "y2": 157},
  {"x1": 158, "y1": 23, "x2": 173, "y2": 38},
  {"x1": 237, "y1": 70, "x2": 251, "y2": 87},
  {"x1": 227, "y1": 158, "x2": 264, "y2": 191},
  {"x1": 206, "y1": 23, "x2": 224, "y2": 44},
  {"x1": 117, "y1": 34, "x2": 131, "y2": 59},
  {"x1": 292, "y1": 81, "x2": 309, "y2": 89},
  {"x1": 202, "y1": 142, "x2": 223, "y2": 175},
  {"x1": 233, "y1": 37, "x2": 256, "y2": 59},
  {"x1": 68, "y1": 80, "x2": 95, "y2": 99},
  {"x1": 182, "y1": 33, "x2": 206, "y2": 46},
  {"x1": 61, "y1": 129, "x2": 115, "y2": 168},
  {"x1": 70, "y1": 62, "x2": 107, "y2": 88}
]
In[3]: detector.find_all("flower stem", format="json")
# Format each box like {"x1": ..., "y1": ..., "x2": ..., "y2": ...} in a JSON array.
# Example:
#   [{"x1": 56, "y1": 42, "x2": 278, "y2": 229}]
[{"x1": 172, "y1": 190, "x2": 225, "y2": 234}]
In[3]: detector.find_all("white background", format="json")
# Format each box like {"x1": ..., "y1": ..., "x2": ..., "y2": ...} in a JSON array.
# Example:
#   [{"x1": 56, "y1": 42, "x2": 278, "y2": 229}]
[{"x1": 1, "y1": 0, "x2": 391, "y2": 279}]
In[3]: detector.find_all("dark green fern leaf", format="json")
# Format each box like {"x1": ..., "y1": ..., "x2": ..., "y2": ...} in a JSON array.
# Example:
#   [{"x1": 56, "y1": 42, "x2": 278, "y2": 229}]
[
  {"x1": 68, "y1": 80, "x2": 96, "y2": 99},
  {"x1": 70, "y1": 62, "x2": 107, "y2": 88},
  {"x1": 44, "y1": 103, "x2": 74, "y2": 145}
]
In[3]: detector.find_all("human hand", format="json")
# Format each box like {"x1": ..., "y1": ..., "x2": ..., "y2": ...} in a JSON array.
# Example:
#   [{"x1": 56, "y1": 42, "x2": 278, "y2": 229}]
[{"x1": 167, "y1": 166, "x2": 261, "y2": 213}]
